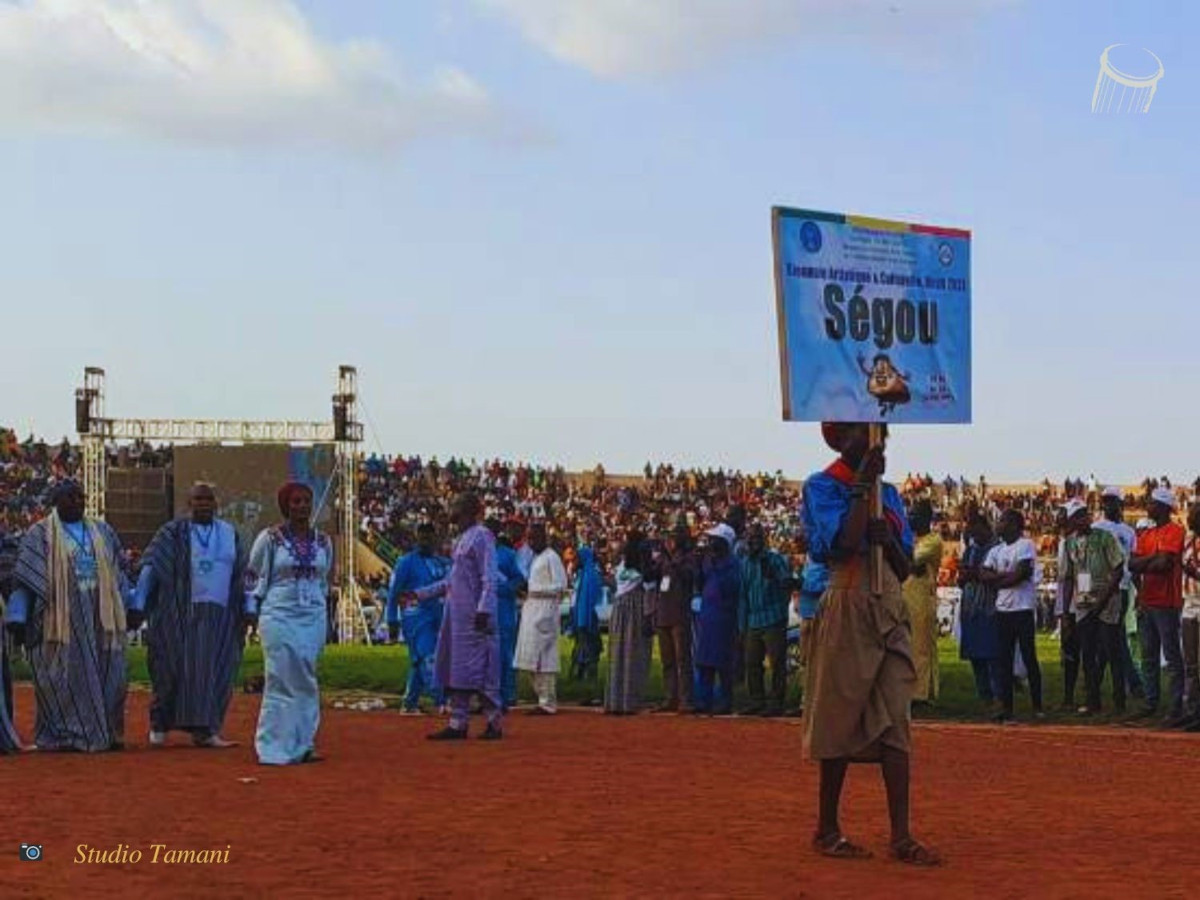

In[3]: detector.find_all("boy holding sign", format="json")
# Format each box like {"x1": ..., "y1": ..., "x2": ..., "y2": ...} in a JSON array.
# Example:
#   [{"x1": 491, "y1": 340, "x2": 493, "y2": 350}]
[
  {"x1": 801, "y1": 422, "x2": 940, "y2": 866},
  {"x1": 774, "y1": 207, "x2": 968, "y2": 867}
]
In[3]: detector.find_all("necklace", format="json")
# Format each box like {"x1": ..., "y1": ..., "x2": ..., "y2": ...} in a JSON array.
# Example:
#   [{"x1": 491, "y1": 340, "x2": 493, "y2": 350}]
[
  {"x1": 62, "y1": 520, "x2": 93, "y2": 557},
  {"x1": 283, "y1": 525, "x2": 319, "y2": 580},
  {"x1": 193, "y1": 522, "x2": 218, "y2": 575},
  {"x1": 193, "y1": 521, "x2": 215, "y2": 552}
]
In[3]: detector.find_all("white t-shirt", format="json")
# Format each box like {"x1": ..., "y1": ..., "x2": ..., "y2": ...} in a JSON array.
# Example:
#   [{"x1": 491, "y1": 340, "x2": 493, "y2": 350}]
[{"x1": 985, "y1": 537, "x2": 1038, "y2": 613}]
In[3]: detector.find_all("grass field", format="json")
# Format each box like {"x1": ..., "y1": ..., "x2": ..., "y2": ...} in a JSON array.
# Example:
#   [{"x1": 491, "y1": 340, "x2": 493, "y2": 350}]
[{"x1": 11, "y1": 632, "x2": 1095, "y2": 723}]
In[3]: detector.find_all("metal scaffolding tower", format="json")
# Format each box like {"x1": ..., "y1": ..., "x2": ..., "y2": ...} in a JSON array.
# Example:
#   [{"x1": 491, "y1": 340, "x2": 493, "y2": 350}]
[
  {"x1": 76, "y1": 367, "x2": 108, "y2": 520},
  {"x1": 75, "y1": 366, "x2": 370, "y2": 644},
  {"x1": 332, "y1": 365, "x2": 364, "y2": 646}
]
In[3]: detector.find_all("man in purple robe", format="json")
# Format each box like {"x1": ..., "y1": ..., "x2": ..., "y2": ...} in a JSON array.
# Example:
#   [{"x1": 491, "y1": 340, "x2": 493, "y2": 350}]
[{"x1": 408, "y1": 492, "x2": 503, "y2": 741}]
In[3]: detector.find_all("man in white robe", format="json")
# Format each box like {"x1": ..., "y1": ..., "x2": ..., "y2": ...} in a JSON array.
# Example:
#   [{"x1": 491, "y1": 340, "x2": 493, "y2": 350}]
[{"x1": 513, "y1": 524, "x2": 567, "y2": 714}]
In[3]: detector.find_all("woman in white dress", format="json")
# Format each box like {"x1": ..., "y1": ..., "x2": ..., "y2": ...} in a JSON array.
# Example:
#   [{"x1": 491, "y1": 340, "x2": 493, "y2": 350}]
[{"x1": 247, "y1": 482, "x2": 334, "y2": 765}]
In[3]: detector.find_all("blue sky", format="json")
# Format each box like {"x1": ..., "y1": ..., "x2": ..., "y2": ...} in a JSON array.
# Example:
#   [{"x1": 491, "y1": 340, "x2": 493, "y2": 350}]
[{"x1": 0, "y1": 0, "x2": 1195, "y2": 483}]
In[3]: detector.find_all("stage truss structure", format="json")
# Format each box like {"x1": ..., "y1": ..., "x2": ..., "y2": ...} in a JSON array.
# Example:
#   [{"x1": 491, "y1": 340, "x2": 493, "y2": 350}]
[{"x1": 75, "y1": 366, "x2": 371, "y2": 645}]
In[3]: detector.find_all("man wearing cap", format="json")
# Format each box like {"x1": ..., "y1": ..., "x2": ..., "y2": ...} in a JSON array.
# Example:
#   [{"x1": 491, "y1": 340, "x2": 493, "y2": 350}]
[
  {"x1": 1060, "y1": 500, "x2": 1126, "y2": 715},
  {"x1": 1092, "y1": 487, "x2": 1144, "y2": 699},
  {"x1": 1129, "y1": 488, "x2": 1187, "y2": 725},
  {"x1": 693, "y1": 523, "x2": 741, "y2": 716},
  {"x1": 802, "y1": 422, "x2": 938, "y2": 866}
]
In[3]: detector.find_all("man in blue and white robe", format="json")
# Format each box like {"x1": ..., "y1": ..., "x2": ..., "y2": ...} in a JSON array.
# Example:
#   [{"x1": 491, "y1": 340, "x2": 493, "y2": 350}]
[
  {"x1": 132, "y1": 483, "x2": 251, "y2": 748},
  {"x1": 4, "y1": 480, "x2": 132, "y2": 753}
]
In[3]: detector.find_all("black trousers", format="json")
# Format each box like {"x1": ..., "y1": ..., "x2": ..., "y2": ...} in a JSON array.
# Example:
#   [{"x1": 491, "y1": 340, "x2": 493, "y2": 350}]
[
  {"x1": 997, "y1": 610, "x2": 1043, "y2": 717},
  {"x1": 656, "y1": 625, "x2": 692, "y2": 708},
  {"x1": 744, "y1": 625, "x2": 787, "y2": 712},
  {"x1": 1077, "y1": 615, "x2": 1126, "y2": 712},
  {"x1": 1060, "y1": 614, "x2": 1080, "y2": 705},
  {"x1": 1183, "y1": 617, "x2": 1200, "y2": 715}
]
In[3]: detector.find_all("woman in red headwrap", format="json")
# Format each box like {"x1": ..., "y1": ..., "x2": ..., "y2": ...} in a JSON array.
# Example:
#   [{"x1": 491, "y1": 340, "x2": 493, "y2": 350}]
[
  {"x1": 800, "y1": 422, "x2": 940, "y2": 866},
  {"x1": 245, "y1": 482, "x2": 334, "y2": 765}
]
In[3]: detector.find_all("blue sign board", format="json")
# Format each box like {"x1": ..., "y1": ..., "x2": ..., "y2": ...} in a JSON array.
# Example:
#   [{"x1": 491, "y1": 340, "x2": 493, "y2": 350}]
[{"x1": 772, "y1": 207, "x2": 972, "y2": 424}]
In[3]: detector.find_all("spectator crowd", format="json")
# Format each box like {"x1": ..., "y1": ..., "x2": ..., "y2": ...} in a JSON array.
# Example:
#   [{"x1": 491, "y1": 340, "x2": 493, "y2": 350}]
[
  {"x1": 2, "y1": 428, "x2": 1199, "y2": 729},
  {"x1": 356, "y1": 453, "x2": 803, "y2": 572}
]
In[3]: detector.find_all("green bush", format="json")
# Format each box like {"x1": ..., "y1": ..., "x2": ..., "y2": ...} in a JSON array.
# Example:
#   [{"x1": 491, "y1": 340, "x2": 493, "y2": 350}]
[{"x1": 9, "y1": 634, "x2": 1086, "y2": 722}]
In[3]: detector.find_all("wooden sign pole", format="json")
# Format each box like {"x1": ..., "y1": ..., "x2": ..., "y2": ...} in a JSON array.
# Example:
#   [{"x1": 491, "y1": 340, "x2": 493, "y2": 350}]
[{"x1": 869, "y1": 423, "x2": 884, "y2": 597}]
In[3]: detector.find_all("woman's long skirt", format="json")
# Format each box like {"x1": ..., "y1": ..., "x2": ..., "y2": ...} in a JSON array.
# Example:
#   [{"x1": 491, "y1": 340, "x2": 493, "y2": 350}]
[
  {"x1": 605, "y1": 589, "x2": 649, "y2": 714},
  {"x1": 255, "y1": 602, "x2": 326, "y2": 765}
]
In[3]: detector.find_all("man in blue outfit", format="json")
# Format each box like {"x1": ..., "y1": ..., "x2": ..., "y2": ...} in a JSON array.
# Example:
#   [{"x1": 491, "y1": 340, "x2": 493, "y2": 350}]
[
  {"x1": 487, "y1": 518, "x2": 527, "y2": 711},
  {"x1": 387, "y1": 523, "x2": 450, "y2": 715}
]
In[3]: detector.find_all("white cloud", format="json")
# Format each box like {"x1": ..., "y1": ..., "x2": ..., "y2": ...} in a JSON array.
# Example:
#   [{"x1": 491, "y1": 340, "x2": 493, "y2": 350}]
[
  {"x1": 477, "y1": 0, "x2": 1018, "y2": 78},
  {"x1": 0, "y1": 0, "x2": 505, "y2": 150}
]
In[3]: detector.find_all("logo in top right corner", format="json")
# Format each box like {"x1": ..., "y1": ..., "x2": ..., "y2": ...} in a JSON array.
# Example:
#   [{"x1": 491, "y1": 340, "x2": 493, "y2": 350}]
[{"x1": 1092, "y1": 44, "x2": 1164, "y2": 114}]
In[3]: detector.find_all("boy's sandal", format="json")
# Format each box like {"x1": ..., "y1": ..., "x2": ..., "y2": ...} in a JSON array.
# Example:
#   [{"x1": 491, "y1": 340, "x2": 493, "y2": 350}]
[
  {"x1": 813, "y1": 833, "x2": 873, "y2": 860},
  {"x1": 890, "y1": 838, "x2": 942, "y2": 867}
]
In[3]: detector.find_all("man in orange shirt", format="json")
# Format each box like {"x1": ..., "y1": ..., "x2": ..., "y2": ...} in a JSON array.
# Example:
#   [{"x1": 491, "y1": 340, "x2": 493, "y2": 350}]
[{"x1": 1129, "y1": 488, "x2": 1187, "y2": 726}]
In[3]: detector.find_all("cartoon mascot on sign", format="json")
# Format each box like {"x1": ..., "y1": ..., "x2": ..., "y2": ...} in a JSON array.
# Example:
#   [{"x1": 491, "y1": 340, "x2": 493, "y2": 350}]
[{"x1": 857, "y1": 352, "x2": 912, "y2": 416}]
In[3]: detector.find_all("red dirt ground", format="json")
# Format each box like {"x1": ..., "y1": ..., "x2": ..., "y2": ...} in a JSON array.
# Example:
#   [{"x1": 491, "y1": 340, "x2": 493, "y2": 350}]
[{"x1": 1, "y1": 686, "x2": 1197, "y2": 899}]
